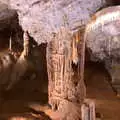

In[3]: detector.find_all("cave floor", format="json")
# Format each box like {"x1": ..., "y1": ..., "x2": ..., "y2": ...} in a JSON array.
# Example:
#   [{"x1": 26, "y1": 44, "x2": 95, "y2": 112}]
[{"x1": 0, "y1": 62, "x2": 120, "y2": 120}]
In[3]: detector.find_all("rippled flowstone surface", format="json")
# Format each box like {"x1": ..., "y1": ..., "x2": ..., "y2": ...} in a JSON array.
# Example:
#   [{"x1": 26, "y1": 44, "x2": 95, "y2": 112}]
[{"x1": 85, "y1": 6, "x2": 120, "y2": 95}]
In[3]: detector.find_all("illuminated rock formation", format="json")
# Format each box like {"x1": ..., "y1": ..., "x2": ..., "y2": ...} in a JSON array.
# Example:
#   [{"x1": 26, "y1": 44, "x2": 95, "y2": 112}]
[{"x1": 85, "y1": 6, "x2": 120, "y2": 95}]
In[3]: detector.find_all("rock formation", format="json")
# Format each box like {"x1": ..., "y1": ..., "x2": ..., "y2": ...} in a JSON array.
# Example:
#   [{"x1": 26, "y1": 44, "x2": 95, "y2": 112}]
[
  {"x1": 8, "y1": 0, "x2": 111, "y2": 44},
  {"x1": 46, "y1": 27, "x2": 86, "y2": 119},
  {"x1": 0, "y1": 0, "x2": 115, "y2": 119},
  {"x1": 85, "y1": 6, "x2": 120, "y2": 95}
]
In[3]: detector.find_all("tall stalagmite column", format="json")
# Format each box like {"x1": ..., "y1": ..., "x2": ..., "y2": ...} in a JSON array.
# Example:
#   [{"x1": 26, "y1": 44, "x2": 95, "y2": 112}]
[{"x1": 47, "y1": 27, "x2": 86, "y2": 119}]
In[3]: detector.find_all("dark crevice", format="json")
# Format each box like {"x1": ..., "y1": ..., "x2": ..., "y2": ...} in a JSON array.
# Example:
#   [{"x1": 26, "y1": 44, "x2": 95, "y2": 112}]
[
  {"x1": 110, "y1": 0, "x2": 120, "y2": 5},
  {"x1": 84, "y1": 47, "x2": 118, "y2": 96},
  {"x1": 3, "y1": 43, "x2": 48, "y2": 104},
  {"x1": 0, "y1": 28, "x2": 11, "y2": 51}
]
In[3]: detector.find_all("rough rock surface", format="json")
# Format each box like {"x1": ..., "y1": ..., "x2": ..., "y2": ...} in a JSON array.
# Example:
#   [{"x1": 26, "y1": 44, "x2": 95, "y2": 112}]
[
  {"x1": 8, "y1": 0, "x2": 110, "y2": 44},
  {"x1": 85, "y1": 6, "x2": 120, "y2": 94},
  {"x1": 0, "y1": 2, "x2": 17, "y2": 31},
  {"x1": 0, "y1": 0, "x2": 9, "y2": 5}
]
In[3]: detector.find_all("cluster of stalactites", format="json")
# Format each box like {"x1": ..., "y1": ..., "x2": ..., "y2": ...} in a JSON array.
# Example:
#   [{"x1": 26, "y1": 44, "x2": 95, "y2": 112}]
[
  {"x1": 8, "y1": 31, "x2": 30, "y2": 60},
  {"x1": 5, "y1": 31, "x2": 31, "y2": 91}
]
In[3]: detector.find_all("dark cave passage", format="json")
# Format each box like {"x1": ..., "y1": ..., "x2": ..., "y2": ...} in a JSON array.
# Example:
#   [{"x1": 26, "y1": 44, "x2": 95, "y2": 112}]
[
  {"x1": 84, "y1": 47, "x2": 114, "y2": 97},
  {"x1": 84, "y1": 49, "x2": 120, "y2": 120},
  {"x1": 111, "y1": 0, "x2": 120, "y2": 5},
  {"x1": 0, "y1": 29, "x2": 49, "y2": 117},
  {"x1": 0, "y1": 26, "x2": 48, "y2": 104},
  {"x1": 84, "y1": 60, "x2": 113, "y2": 97},
  {"x1": 0, "y1": 28, "x2": 11, "y2": 51},
  {"x1": 2, "y1": 43, "x2": 49, "y2": 104},
  {"x1": 84, "y1": 61, "x2": 120, "y2": 120},
  {"x1": 0, "y1": 43, "x2": 51, "y2": 120}
]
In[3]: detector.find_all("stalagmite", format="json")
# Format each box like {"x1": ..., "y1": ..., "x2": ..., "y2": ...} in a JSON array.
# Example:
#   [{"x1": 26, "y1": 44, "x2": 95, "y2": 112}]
[
  {"x1": 9, "y1": 35, "x2": 12, "y2": 51},
  {"x1": 72, "y1": 32, "x2": 79, "y2": 65},
  {"x1": 81, "y1": 103, "x2": 89, "y2": 120},
  {"x1": 81, "y1": 100, "x2": 96, "y2": 120}
]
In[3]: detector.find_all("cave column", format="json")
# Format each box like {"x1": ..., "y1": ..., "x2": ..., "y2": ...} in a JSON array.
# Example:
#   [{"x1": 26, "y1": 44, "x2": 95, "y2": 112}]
[{"x1": 46, "y1": 27, "x2": 86, "y2": 119}]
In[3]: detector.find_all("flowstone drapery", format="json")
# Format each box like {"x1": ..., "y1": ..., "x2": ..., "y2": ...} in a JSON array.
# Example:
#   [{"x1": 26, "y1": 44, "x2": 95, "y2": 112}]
[{"x1": 47, "y1": 27, "x2": 86, "y2": 119}]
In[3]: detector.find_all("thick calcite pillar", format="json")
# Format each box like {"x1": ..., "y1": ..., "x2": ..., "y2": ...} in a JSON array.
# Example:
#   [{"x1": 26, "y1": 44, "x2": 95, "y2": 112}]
[{"x1": 46, "y1": 27, "x2": 86, "y2": 119}]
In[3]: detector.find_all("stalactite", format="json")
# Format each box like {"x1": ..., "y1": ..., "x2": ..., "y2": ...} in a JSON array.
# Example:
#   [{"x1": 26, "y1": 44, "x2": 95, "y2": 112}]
[
  {"x1": 9, "y1": 35, "x2": 12, "y2": 51},
  {"x1": 23, "y1": 31, "x2": 30, "y2": 57},
  {"x1": 6, "y1": 31, "x2": 31, "y2": 90}
]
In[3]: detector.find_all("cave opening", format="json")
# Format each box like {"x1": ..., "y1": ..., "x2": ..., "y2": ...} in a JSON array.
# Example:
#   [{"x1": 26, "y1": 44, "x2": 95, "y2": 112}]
[
  {"x1": 83, "y1": 49, "x2": 120, "y2": 120},
  {"x1": 0, "y1": 27, "x2": 49, "y2": 118},
  {"x1": 0, "y1": 17, "x2": 48, "y2": 104},
  {"x1": 2, "y1": 43, "x2": 49, "y2": 104},
  {"x1": 111, "y1": 0, "x2": 120, "y2": 5},
  {"x1": 84, "y1": 47, "x2": 116, "y2": 99}
]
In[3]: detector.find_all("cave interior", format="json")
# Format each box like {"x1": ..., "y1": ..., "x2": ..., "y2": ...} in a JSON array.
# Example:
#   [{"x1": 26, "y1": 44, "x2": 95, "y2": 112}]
[{"x1": 0, "y1": 1, "x2": 120, "y2": 120}]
